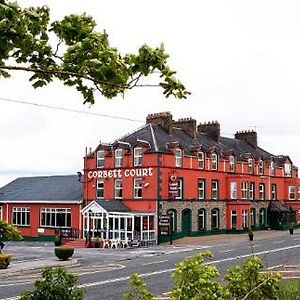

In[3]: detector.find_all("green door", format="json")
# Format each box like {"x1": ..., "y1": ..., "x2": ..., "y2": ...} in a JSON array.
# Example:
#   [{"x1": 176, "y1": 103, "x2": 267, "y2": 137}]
[{"x1": 182, "y1": 209, "x2": 192, "y2": 236}]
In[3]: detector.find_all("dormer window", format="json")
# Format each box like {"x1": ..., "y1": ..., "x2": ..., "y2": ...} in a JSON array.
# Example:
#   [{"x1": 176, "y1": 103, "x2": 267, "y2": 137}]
[
  {"x1": 134, "y1": 147, "x2": 143, "y2": 167},
  {"x1": 258, "y1": 160, "x2": 264, "y2": 175},
  {"x1": 198, "y1": 152, "x2": 205, "y2": 169},
  {"x1": 229, "y1": 155, "x2": 235, "y2": 172},
  {"x1": 284, "y1": 162, "x2": 292, "y2": 177},
  {"x1": 115, "y1": 149, "x2": 123, "y2": 168},
  {"x1": 270, "y1": 161, "x2": 275, "y2": 176},
  {"x1": 96, "y1": 150, "x2": 105, "y2": 168},
  {"x1": 211, "y1": 153, "x2": 218, "y2": 171},
  {"x1": 248, "y1": 158, "x2": 254, "y2": 174},
  {"x1": 175, "y1": 148, "x2": 183, "y2": 167}
]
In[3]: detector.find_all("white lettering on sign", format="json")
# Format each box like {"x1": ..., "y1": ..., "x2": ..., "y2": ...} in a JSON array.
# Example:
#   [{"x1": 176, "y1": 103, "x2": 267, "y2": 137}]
[{"x1": 87, "y1": 167, "x2": 153, "y2": 179}]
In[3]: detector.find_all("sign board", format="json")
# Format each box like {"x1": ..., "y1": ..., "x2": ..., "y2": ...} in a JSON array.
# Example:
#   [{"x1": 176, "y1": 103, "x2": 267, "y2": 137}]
[
  {"x1": 37, "y1": 228, "x2": 45, "y2": 234},
  {"x1": 159, "y1": 225, "x2": 170, "y2": 236},
  {"x1": 87, "y1": 167, "x2": 153, "y2": 179},
  {"x1": 168, "y1": 176, "x2": 178, "y2": 198},
  {"x1": 159, "y1": 215, "x2": 170, "y2": 226}
]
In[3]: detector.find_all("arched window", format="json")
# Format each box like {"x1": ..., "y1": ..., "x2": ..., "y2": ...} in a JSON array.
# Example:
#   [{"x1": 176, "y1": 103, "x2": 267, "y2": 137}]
[
  {"x1": 250, "y1": 208, "x2": 256, "y2": 227},
  {"x1": 211, "y1": 208, "x2": 220, "y2": 230},
  {"x1": 167, "y1": 209, "x2": 177, "y2": 233},
  {"x1": 258, "y1": 160, "x2": 264, "y2": 175},
  {"x1": 198, "y1": 152, "x2": 205, "y2": 169},
  {"x1": 211, "y1": 153, "x2": 218, "y2": 170},
  {"x1": 198, "y1": 209, "x2": 206, "y2": 231},
  {"x1": 259, "y1": 208, "x2": 267, "y2": 226}
]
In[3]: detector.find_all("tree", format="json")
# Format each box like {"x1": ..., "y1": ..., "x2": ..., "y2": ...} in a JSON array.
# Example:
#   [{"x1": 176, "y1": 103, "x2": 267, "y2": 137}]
[
  {"x1": 0, "y1": 0, "x2": 190, "y2": 104},
  {"x1": 0, "y1": 219, "x2": 22, "y2": 241},
  {"x1": 21, "y1": 266, "x2": 84, "y2": 300}
]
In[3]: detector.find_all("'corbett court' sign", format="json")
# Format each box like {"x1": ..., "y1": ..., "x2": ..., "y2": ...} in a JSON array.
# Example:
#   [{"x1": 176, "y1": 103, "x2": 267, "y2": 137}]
[{"x1": 87, "y1": 167, "x2": 153, "y2": 179}]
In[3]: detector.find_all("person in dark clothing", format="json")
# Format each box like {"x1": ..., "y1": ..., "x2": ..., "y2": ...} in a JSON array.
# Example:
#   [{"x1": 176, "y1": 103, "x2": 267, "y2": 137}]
[{"x1": 0, "y1": 232, "x2": 5, "y2": 253}]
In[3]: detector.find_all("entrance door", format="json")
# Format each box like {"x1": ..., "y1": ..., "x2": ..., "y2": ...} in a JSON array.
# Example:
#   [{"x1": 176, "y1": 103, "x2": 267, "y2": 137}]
[{"x1": 182, "y1": 209, "x2": 192, "y2": 236}]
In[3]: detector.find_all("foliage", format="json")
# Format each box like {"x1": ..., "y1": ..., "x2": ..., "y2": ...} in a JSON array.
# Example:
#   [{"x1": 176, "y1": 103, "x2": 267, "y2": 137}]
[
  {"x1": 123, "y1": 273, "x2": 155, "y2": 300},
  {"x1": 0, "y1": 253, "x2": 12, "y2": 269},
  {"x1": 0, "y1": 1, "x2": 190, "y2": 104},
  {"x1": 0, "y1": 219, "x2": 22, "y2": 241},
  {"x1": 20, "y1": 266, "x2": 84, "y2": 300},
  {"x1": 54, "y1": 247, "x2": 74, "y2": 261},
  {"x1": 225, "y1": 256, "x2": 282, "y2": 300},
  {"x1": 171, "y1": 250, "x2": 226, "y2": 300},
  {"x1": 278, "y1": 278, "x2": 300, "y2": 300}
]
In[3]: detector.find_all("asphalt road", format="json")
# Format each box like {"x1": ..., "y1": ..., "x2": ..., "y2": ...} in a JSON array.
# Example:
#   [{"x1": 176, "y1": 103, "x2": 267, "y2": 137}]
[{"x1": 1, "y1": 233, "x2": 300, "y2": 299}]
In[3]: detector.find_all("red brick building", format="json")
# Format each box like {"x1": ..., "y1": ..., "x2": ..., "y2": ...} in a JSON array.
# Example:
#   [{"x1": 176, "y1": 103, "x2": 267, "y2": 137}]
[{"x1": 82, "y1": 112, "x2": 300, "y2": 242}]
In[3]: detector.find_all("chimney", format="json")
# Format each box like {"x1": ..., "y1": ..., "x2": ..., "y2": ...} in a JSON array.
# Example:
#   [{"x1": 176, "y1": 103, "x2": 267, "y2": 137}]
[
  {"x1": 173, "y1": 117, "x2": 197, "y2": 138},
  {"x1": 197, "y1": 121, "x2": 220, "y2": 142},
  {"x1": 146, "y1": 112, "x2": 173, "y2": 133},
  {"x1": 235, "y1": 130, "x2": 257, "y2": 148}
]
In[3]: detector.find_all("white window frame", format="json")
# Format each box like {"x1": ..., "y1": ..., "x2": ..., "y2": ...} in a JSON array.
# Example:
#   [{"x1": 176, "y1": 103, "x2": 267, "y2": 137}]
[
  {"x1": 250, "y1": 208, "x2": 255, "y2": 227},
  {"x1": 175, "y1": 148, "x2": 183, "y2": 167},
  {"x1": 134, "y1": 178, "x2": 143, "y2": 199},
  {"x1": 115, "y1": 149, "x2": 123, "y2": 168},
  {"x1": 248, "y1": 158, "x2": 254, "y2": 174},
  {"x1": 241, "y1": 182, "x2": 248, "y2": 200},
  {"x1": 198, "y1": 179, "x2": 205, "y2": 199},
  {"x1": 230, "y1": 182, "x2": 237, "y2": 199},
  {"x1": 134, "y1": 147, "x2": 143, "y2": 167},
  {"x1": 211, "y1": 209, "x2": 219, "y2": 229},
  {"x1": 175, "y1": 178, "x2": 183, "y2": 199},
  {"x1": 242, "y1": 210, "x2": 248, "y2": 228},
  {"x1": 249, "y1": 182, "x2": 255, "y2": 200},
  {"x1": 211, "y1": 153, "x2": 218, "y2": 171},
  {"x1": 284, "y1": 163, "x2": 292, "y2": 177},
  {"x1": 229, "y1": 155, "x2": 235, "y2": 172},
  {"x1": 115, "y1": 179, "x2": 123, "y2": 199},
  {"x1": 271, "y1": 184, "x2": 277, "y2": 200},
  {"x1": 259, "y1": 183, "x2": 265, "y2": 200},
  {"x1": 211, "y1": 180, "x2": 219, "y2": 200},
  {"x1": 231, "y1": 210, "x2": 237, "y2": 229},
  {"x1": 270, "y1": 161, "x2": 275, "y2": 176},
  {"x1": 198, "y1": 209, "x2": 206, "y2": 230},
  {"x1": 96, "y1": 180, "x2": 104, "y2": 199},
  {"x1": 96, "y1": 150, "x2": 105, "y2": 168},
  {"x1": 12, "y1": 207, "x2": 30, "y2": 226},
  {"x1": 40, "y1": 208, "x2": 71, "y2": 228},
  {"x1": 258, "y1": 160, "x2": 264, "y2": 175},
  {"x1": 289, "y1": 186, "x2": 296, "y2": 200},
  {"x1": 198, "y1": 152, "x2": 205, "y2": 169}
]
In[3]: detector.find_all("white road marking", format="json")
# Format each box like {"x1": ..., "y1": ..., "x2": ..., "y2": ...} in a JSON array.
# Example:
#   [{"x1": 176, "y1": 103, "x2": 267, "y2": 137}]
[
  {"x1": 293, "y1": 237, "x2": 300, "y2": 241},
  {"x1": 143, "y1": 260, "x2": 168, "y2": 266},
  {"x1": 273, "y1": 240, "x2": 284, "y2": 244},
  {"x1": 251, "y1": 244, "x2": 262, "y2": 248},
  {"x1": 219, "y1": 249, "x2": 233, "y2": 254},
  {"x1": 78, "y1": 243, "x2": 300, "y2": 289}
]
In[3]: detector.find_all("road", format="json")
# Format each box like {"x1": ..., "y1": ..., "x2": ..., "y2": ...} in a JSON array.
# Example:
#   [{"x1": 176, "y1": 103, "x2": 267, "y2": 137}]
[{"x1": 1, "y1": 233, "x2": 300, "y2": 299}]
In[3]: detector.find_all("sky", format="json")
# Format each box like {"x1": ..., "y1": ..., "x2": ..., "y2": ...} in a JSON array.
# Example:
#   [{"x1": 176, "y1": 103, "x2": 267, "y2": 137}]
[{"x1": 1, "y1": 0, "x2": 300, "y2": 187}]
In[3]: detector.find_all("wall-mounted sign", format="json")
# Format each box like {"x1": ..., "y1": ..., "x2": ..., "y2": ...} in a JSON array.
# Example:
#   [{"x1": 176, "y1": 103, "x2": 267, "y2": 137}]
[
  {"x1": 37, "y1": 228, "x2": 45, "y2": 234},
  {"x1": 169, "y1": 175, "x2": 178, "y2": 198},
  {"x1": 87, "y1": 167, "x2": 153, "y2": 179}
]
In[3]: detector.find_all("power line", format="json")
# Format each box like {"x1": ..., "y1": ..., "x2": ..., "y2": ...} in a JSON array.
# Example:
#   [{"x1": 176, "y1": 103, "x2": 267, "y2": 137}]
[{"x1": 0, "y1": 97, "x2": 143, "y2": 123}]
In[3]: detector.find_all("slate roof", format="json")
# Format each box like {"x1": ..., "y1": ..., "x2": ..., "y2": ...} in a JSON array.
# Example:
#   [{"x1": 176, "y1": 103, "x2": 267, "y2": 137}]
[
  {"x1": 95, "y1": 199, "x2": 130, "y2": 212},
  {"x1": 111, "y1": 123, "x2": 273, "y2": 161},
  {"x1": 0, "y1": 175, "x2": 82, "y2": 202}
]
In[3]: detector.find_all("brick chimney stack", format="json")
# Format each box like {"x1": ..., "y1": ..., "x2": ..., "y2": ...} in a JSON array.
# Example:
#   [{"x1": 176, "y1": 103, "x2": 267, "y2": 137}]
[
  {"x1": 173, "y1": 117, "x2": 197, "y2": 138},
  {"x1": 146, "y1": 112, "x2": 173, "y2": 133},
  {"x1": 235, "y1": 130, "x2": 257, "y2": 148},
  {"x1": 197, "y1": 121, "x2": 220, "y2": 142}
]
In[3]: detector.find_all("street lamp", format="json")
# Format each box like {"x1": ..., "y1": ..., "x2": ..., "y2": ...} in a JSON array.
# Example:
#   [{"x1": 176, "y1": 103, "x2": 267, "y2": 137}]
[{"x1": 168, "y1": 210, "x2": 173, "y2": 246}]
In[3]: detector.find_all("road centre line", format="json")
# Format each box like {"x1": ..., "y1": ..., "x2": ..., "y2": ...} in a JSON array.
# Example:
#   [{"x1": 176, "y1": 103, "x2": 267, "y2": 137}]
[
  {"x1": 219, "y1": 249, "x2": 233, "y2": 254},
  {"x1": 143, "y1": 260, "x2": 168, "y2": 266},
  {"x1": 79, "y1": 243, "x2": 300, "y2": 289}
]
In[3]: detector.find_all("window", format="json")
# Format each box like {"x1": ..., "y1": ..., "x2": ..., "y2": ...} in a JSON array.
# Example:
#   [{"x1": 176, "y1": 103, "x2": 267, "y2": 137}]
[
  {"x1": 259, "y1": 208, "x2": 266, "y2": 226},
  {"x1": 198, "y1": 179, "x2": 205, "y2": 199},
  {"x1": 0, "y1": 206, "x2": 2, "y2": 220},
  {"x1": 211, "y1": 208, "x2": 219, "y2": 230},
  {"x1": 284, "y1": 163, "x2": 292, "y2": 177},
  {"x1": 198, "y1": 152, "x2": 205, "y2": 169},
  {"x1": 229, "y1": 155, "x2": 235, "y2": 172},
  {"x1": 241, "y1": 182, "x2": 248, "y2": 200},
  {"x1": 249, "y1": 182, "x2": 255, "y2": 200},
  {"x1": 298, "y1": 186, "x2": 300, "y2": 200},
  {"x1": 271, "y1": 184, "x2": 277, "y2": 200},
  {"x1": 211, "y1": 153, "x2": 218, "y2": 170},
  {"x1": 198, "y1": 209, "x2": 206, "y2": 230},
  {"x1": 134, "y1": 178, "x2": 143, "y2": 199},
  {"x1": 134, "y1": 147, "x2": 143, "y2": 167},
  {"x1": 248, "y1": 158, "x2": 254, "y2": 174},
  {"x1": 96, "y1": 150, "x2": 105, "y2": 168},
  {"x1": 289, "y1": 186, "x2": 296, "y2": 200},
  {"x1": 41, "y1": 208, "x2": 71, "y2": 228},
  {"x1": 250, "y1": 208, "x2": 256, "y2": 227},
  {"x1": 114, "y1": 149, "x2": 123, "y2": 168},
  {"x1": 270, "y1": 161, "x2": 275, "y2": 176},
  {"x1": 175, "y1": 178, "x2": 183, "y2": 199},
  {"x1": 175, "y1": 148, "x2": 183, "y2": 167},
  {"x1": 242, "y1": 210, "x2": 248, "y2": 228},
  {"x1": 12, "y1": 207, "x2": 30, "y2": 226},
  {"x1": 231, "y1": 210, "x2": 237, "y2": 229},
  {"x1": 259, "y1": 183, "x2": 265, "y2": 200},
  {"x1": 96, "y1": 181, "x2": 104, "y2": 199},
  {"x1": 115, "y1": 179, "x2": 123, "y2": 198},
  {"x1": 258, "y1": 160, "x2": 264, "y2": 175},
  {"x1": 211, "y1": 180, "x2": 219, "y2": 200},
  {"x1": 168, "y1": 209, "x2": 177, "y2": 233},
  {"x1": 230, "y1": 182, "x2": 237, "y2": 199}
]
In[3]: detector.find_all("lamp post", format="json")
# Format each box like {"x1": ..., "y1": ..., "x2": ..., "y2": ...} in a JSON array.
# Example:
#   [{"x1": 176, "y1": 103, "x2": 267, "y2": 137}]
[{"x1": 168, "y1": 210, "x2": 173, "y2": 246}]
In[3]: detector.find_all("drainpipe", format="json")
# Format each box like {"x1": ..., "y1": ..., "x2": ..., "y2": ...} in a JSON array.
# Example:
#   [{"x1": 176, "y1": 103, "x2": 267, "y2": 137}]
[{"x1": 157, "y1": 152, "x2": 162, "y2": 244}]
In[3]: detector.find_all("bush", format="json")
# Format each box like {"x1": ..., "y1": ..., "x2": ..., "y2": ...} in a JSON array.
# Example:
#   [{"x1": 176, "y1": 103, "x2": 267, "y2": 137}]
[
  {"x1": 279, "y1": 279, "x2": 300, "y2": 299},
  {"x1": 20, "y1": 266, "x2": 84, "y2": 299},
  {"x1": 0, "y1": 253, "x2": 12, "y2": 269},
  {"x1": 54, "y1": 247, "x2": 74, "y2": 261}
]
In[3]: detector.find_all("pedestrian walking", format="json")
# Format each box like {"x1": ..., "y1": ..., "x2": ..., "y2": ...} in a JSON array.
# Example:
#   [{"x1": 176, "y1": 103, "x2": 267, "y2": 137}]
[{"x1": 0, "y1": 231, "x2": 5, "y2": 253}]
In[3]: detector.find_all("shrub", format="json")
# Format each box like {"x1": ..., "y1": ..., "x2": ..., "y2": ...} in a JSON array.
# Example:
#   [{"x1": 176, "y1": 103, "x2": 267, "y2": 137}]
[
  {"x1": 54, "y1": 247, "x2": 74, "y2": 261},
  {"x1": 278, "y1": 279, "x2": 300, "y2": 299},
  {"x1": 0, "y1": 253, "x2": 12, "y2": 269},
  {"x1": 20, "y1": 266, "x2": 84, "y2": 299}
]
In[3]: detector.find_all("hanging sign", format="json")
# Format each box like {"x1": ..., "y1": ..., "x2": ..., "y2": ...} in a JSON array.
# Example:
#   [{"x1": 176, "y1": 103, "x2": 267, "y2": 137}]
[{"x1": 169, "y1": 175, "x2": 178, "y2": 198}]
